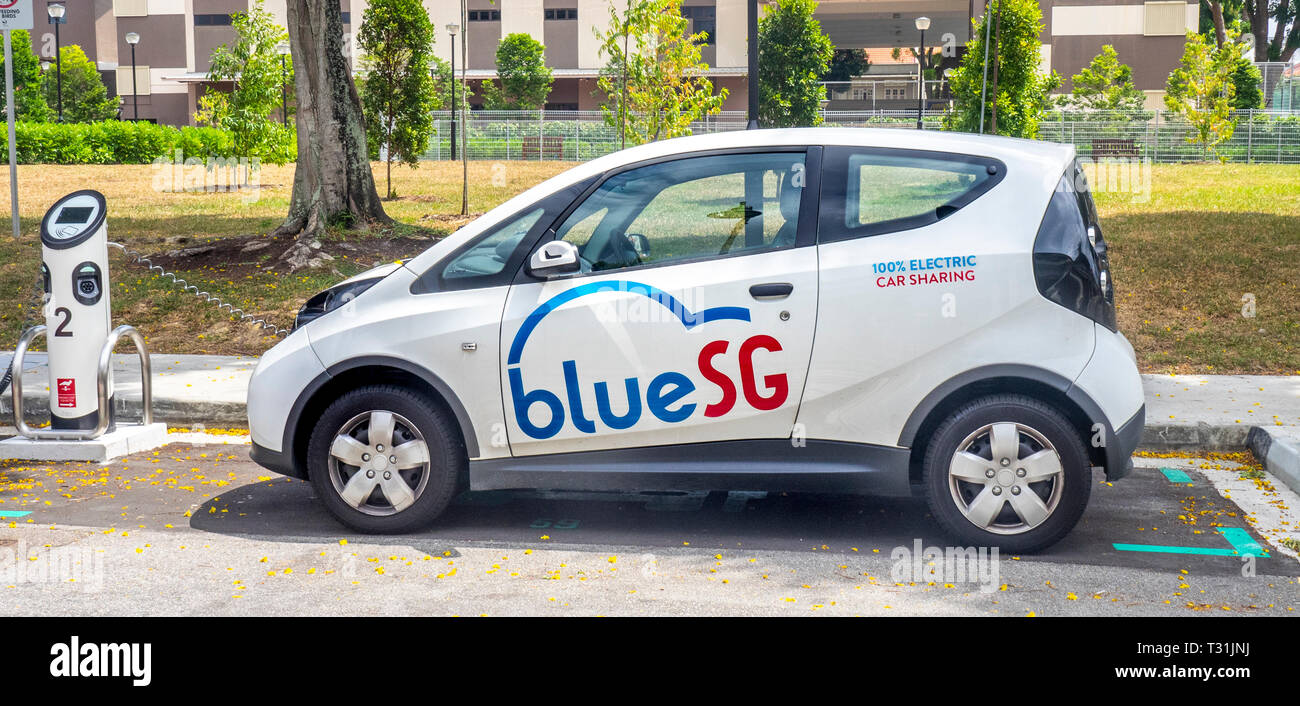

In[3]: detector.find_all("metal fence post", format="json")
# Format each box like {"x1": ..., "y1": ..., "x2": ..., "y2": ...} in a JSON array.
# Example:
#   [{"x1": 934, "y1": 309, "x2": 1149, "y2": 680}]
[
  {"x1": 1247, "y1": 111, "x2": 1253, "y2": 164},
  {"x1": 1153, "y1": 113, "x2": 1160, "y2": 163}
]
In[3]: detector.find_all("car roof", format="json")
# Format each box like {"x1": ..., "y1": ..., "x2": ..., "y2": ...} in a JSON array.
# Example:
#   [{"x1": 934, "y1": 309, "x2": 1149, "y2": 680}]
[
  {"x1": 583, "y1": 127, "x2": 1075, "y2": 176},
  {"x1": 515, "y1": 127, "x2": 1073, "y2": 203}
]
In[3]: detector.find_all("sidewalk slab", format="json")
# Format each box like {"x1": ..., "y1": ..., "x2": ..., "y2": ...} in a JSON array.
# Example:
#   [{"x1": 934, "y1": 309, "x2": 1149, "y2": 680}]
[
  {"x1": 0, "y1": 422, "x2": 168, "y2": 462},
  {"x1": 0, "y1": 352, "x2": 253, "y2": 426}
]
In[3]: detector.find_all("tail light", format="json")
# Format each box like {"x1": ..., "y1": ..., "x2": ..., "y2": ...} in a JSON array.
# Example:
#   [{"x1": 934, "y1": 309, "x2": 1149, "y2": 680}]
[{"x1": 1032, "y1": 167, "x2": 1116, "y2": 331}]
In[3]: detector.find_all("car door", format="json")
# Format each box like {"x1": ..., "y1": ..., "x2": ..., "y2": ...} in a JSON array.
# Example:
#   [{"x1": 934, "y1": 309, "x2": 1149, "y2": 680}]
[
  {"x1": 795, "y1": 145, "x2": 1095, "y2": 447},
  {"x1": 500, "y1": 148, "x2": 822, "y2": 457}
]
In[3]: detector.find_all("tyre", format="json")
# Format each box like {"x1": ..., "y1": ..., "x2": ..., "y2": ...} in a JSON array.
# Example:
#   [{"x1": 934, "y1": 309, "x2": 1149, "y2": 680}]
[
  {"x1": 306, "y1": 384, "x2": 464, "y2": 533},
  {"x1": 922, "y1": 394, "x2": 1092, "y2": 553}
]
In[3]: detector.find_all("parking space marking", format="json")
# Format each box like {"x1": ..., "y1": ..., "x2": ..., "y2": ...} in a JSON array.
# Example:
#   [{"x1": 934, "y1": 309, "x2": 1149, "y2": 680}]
[
  {"x1": 1113, "y1": 527, "x2": 1269, "y2": 558},
  {"x1": 1159, "y1": 468, "x2": 1194, "y2": 484},
  {"x1": 1217, "y1": 527, "x2": 1270, "y2": 557}
]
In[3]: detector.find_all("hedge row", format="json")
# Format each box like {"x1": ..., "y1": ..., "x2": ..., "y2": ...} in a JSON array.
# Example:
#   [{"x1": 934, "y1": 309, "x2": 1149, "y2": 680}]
[{"x1": 0, "y1": 121, "x2": 239, "y2": 164}]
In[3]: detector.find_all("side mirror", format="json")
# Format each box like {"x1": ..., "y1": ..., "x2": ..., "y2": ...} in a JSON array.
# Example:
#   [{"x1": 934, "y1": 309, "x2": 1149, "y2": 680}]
[
  {"x1": 527, "y1": 240, "x2": 580, "y2": 277},
  {"x1": 626, "y1": 233, "x2": 650, "y2": 257}
]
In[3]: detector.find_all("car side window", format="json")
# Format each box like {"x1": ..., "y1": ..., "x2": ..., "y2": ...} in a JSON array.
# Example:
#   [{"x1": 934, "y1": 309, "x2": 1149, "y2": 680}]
[
  {"x1": 412, "y1": 176, "x2": 596, "y2": 294},
  {"x1": 551, "y1": 151, "x2": 808, "y2": 273},
  {"x1": 818, "y1": 147, "x2": 1004, "y2": 243},
  {"x1": 442, "y1": 209, "x2": 544, "y2": 280}
]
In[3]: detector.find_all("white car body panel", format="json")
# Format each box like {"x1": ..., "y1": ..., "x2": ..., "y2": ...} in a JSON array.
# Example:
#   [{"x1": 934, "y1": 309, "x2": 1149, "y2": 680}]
[
  {"x1": 302, "y1": 267, "x2": 512, "y2": 460},
  {"x1": 500, "y1": 247, "x2": 818, "y2": 456},
  {"x1": 245, "y1": 127, "x2": 1142, "y2": 499},
  {"x1": 1074, "y1": 325, "x2": 1145, "y2": 429},
  {"x1": 795, "y1": 142, "x2": 1095, "y2": 446},
  {"x1": 247, "y1": 327, "x2": 325, "y2": 452}
]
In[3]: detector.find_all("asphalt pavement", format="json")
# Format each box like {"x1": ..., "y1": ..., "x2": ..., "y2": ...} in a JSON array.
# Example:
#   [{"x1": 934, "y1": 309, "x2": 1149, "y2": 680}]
[{"x1": 0, "y1": 440, "x2": 1296, "y2": 616}]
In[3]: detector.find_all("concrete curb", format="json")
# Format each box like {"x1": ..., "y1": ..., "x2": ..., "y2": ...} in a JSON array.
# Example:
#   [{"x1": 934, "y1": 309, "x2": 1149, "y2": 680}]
[
  {"x1": 0, "y1": 393, "x2": 247, "y2": 427},
  {"x1": 1246, "y1": 426, "x2": 1300, "y2": 498},
  {"x1": 1140, "y1": 423, "x2": 1251, "y2": 451}
]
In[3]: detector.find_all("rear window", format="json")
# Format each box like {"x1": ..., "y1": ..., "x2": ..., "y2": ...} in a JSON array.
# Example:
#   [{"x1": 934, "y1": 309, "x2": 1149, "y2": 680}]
[{"x1": 818, "y1": 147, "x2": 1004, "y2": 242}]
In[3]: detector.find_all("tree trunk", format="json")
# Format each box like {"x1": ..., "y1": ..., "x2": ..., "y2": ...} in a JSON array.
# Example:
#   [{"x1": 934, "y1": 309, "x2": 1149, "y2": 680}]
[
  {"x1": 1245, "y1": 0, "x2": 1269, "y2": 61},
  {"x1": 274, "y1": 0, "x2": 390, "y2": 271},
  {"x1": 989, "y1": 0, "x2": 1004, "y2": 135},
  {"x1": 1209, "y1": 1, "x2": 1226, "y2": 46},
  {"x1": 1271, "y1": 0, "x2": 1294, "y2": 61}
]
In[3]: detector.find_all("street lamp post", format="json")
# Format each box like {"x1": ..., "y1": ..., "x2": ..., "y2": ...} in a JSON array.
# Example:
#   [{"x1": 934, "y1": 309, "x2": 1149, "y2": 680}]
[
  {"x1": 915, "y1": 16, "x2": 930, "y2": 130},
  {"x1": 446, "y1": 24, "x2": 458, "y2": 162},
  {"x1": 747, "y1": 0, "x2": 758, "y2": 129},
  {"x1": 48, "y1": 3, "x2": 66, "y2": 122},
  {"x1": 125, "y1": 32, "x2": 140, "y2": 121},
  {"x1": 276, "y1": 42, "x2": 290, "y2": 126}
]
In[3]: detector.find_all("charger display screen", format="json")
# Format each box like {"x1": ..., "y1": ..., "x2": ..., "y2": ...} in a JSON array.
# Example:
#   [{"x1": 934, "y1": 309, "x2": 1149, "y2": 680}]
[{"x1": 56, "y1": 207, "x2": 94, "y2": 225}]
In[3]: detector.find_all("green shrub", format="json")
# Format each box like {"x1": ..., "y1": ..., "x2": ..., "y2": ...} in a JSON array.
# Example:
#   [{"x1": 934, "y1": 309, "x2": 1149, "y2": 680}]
[{"x1": 0, "y1": 120, "x2": 278, "y2": 164}]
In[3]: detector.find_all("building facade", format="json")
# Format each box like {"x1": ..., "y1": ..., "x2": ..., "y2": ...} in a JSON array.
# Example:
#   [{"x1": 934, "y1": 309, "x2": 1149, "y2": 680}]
[{"x1": 29, "y1": 0, "x2": 1201, "y2": 126}]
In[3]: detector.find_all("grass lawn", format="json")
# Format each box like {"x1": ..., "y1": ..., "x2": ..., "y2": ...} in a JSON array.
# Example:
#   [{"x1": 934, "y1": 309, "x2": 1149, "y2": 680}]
[
  {"x1": 0, "y1": 160, "x2": 1295, "y2": 373},
  {"x1": 1093, "y1": 163, "x2": 1300, "y2": 374}
]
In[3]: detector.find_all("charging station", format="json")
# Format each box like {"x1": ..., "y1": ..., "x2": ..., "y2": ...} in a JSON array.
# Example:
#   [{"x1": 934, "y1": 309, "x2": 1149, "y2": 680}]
[{"x1": 1, "y1": 189, "x2": 166, "y2": 462}]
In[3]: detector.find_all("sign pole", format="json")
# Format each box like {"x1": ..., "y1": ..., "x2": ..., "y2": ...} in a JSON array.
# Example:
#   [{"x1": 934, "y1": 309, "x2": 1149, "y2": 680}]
[
  {"x1": 5, "y1": 29, "x2": 18, "y2": 239},
  {"x1": 0, "y1": 0, "x2": 33, "y2": 240}
]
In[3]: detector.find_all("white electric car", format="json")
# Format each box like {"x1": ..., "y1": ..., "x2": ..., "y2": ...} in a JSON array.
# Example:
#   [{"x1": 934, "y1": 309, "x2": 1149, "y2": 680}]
[{"x1": 248, "y1": 128, "x2": 1145, "y2": 552}]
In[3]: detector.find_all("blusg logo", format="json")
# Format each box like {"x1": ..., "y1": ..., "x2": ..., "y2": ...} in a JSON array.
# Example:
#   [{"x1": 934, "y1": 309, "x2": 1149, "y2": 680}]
[{"x1": 507, "y1": 280, "x2": 788, "y2": 439}]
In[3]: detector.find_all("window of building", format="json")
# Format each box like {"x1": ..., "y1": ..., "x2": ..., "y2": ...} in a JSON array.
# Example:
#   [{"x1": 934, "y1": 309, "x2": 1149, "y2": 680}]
[
  {"x1": 111, "y1": 0, "x2": 147, "y2": 18},
  {"x1": 680, "y1": 6, "x2": 716, "y2": 19},
  {"x1": 115, "y1": 65, "x2": 151, "y2": 96},
  {"x1": 194, "y1": 14, "x2": 234, "y2": 26},
  {"x1": 1143, "y1": 1, "x2": 1187, "y2": 36},
  {"x1": 468, "y1": 10, "x2": 501, "y2": 22},
  {"x1": 340, "y1": 11, "x2": 351, "y2": 24},
  {"x1": 883, "y1": 86, "x2": 905, "y2": 100},
  {"x1": 681, "y1": 5, "x2": 716, "y2": 45},
  {"x1": 544, "y1": 8, "x2": 577, "y2": 20}
]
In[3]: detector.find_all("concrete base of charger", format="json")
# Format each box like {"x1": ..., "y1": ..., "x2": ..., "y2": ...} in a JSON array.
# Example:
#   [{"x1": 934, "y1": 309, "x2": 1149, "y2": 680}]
[{"x1": 0, "y1": 423, "x2": 168, "y2": 462}]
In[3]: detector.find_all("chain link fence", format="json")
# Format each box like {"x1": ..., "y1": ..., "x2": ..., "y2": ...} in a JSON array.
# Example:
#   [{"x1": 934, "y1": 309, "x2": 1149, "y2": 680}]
[{"x1": 421, "y1": 108, "x2": 1300, "y2": 164}]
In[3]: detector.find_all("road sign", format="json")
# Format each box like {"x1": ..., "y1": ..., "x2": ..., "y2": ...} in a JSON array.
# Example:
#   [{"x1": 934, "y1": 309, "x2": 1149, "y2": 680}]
[{"x1": 0, "y1": 0, "x2": 33, "y2": 31}]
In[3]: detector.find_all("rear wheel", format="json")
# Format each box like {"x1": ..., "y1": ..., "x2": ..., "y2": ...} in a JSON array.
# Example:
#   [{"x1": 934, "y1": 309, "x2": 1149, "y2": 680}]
[
  {"x1": 922, "y1": 395, "x2": 1092, "y2": 553},
  {"x1": 307, "y1": 385, "x2": 463, "y2": 533}
]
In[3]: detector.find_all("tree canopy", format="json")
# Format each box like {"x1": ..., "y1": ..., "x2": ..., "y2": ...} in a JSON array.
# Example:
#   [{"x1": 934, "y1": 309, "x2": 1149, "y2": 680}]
[
  {"x1": 757, "y1": 0, "x2": 834, "y2": 127},
  {"x1": 1057, "y1": 45, "x2": 1146, "y2": 114},
  {"x1": 481, "y1": 33, "x2": 553, "y2": 110},
  {"x1": 595, "y1": 0, "x2": 727, "y2": 145},
  {"x1": 0, "y1": 30, "x2": 51, "y2": 121},
  {"x1": 358, "y1": 0, "x2": 438, "y2": 198},
  {"x1": 1165, "y1": 30, "x2": 1242, "y2": 160},
  {"x1": 942, "y1": 0, "x2": 1059, "y2": 137},
  {"x1": 42, "y1": 45, "x2": 117, "y2": 123},
  {"x1": 198, "y1": 0, "x2": 294, "y2": 163}
]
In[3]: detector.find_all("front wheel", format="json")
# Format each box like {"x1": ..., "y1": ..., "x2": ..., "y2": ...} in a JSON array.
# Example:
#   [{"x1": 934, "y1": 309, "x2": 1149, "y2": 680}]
[
  {"x1": 922, "y1": 395, "x2": 1092, "y2": 553},
  {"x1": 307, "y1": 385, "x2": 464, "y2": 533}
]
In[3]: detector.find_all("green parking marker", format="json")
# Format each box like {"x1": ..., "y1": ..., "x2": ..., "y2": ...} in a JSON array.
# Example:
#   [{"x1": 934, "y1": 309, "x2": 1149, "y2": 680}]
[
  {"x1": 0, "y1": 510, "x2": 31, "y2": 518},
  {"x1": 1113, "y1": 527, "x2": 1269, "y2": 558},
  {"x1": 1160, "y1": 468, "x2": 1193, "y2": 484}
]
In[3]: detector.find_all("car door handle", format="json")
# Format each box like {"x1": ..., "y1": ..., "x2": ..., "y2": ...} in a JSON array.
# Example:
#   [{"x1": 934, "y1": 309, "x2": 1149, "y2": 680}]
[{"x1": 749, "y1": 282, "x2": 793, "y2": 299}]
